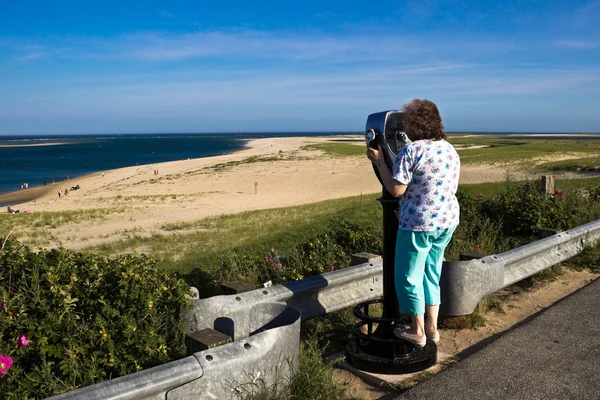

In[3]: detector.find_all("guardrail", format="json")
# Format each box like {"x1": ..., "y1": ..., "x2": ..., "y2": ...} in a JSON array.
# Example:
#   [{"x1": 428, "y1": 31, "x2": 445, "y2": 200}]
[
  {"x1": 50, "y1": 303, "x2": 301, "y2": 400},
  {"x1": 441, "y1": 219, "x2": 600, "y2": 315},
  {"x1": 48, "y1": 219, "x2": 600, "y2": 399}
]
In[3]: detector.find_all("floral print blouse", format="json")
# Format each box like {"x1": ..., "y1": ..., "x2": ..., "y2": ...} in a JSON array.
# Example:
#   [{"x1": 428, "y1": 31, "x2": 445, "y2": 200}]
[{"x1": 392, "y1": 139, "x2": 460, "y2": 231}]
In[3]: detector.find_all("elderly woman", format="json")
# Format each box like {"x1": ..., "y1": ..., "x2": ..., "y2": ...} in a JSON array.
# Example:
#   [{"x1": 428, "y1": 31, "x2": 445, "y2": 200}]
[{"x1": 367, "y1": 99, "x2": 460, "y2": 347}]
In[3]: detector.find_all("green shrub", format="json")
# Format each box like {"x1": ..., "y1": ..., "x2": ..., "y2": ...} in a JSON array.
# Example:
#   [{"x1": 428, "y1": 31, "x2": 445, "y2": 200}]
[
  {"x1": 192, "y1": 220, "x2": 383, "y2": 295},
  {"x1": 477, "y1": 182, "x2": 574, "y2": 238},
  {"x1": 0, "y1": 239, "x2": 190, "y2": 399}
]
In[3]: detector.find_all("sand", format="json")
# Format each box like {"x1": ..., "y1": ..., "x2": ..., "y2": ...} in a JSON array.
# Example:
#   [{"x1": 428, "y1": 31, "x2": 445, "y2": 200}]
[{"x1": 3, "y1": 136, "x2": 531, "y2": 250}]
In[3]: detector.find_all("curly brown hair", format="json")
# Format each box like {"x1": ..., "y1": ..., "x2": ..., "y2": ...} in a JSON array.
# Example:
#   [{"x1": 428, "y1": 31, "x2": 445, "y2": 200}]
[{"x1": 402, "y1": 99, "x2": 446, "y2": 141}]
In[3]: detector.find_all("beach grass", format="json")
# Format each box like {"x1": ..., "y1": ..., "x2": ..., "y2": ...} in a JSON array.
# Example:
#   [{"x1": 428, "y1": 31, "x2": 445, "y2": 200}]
[
  {"x1": 0, "y1": 207, "x2": 129, "y2": 246},
  {"x1": 447, "y1": 137, "x2": 600, "y2": 165},
  {"x1": 91, "y1": 193, "x2": 383, "y2": 271},
  {"x1": 301, "y1": 143, "x2": 365, "y2": 157},
  {"x1": 535, "y1": 156, "x2": 600, "y2": 173}
]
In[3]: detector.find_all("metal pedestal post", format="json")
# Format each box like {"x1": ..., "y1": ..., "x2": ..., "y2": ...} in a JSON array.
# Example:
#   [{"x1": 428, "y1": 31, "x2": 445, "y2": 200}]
[{"x1": 345, "y1": 191, "x2": 437, "y2": 374}]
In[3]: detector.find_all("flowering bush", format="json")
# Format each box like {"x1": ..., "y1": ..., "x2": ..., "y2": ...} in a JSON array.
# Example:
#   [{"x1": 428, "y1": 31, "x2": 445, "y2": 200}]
[
  {"x1": 479, "y1": 182, "x2": 574, "y2": 238},
  {"x1": 0, "y1": 240, "x2": 190, "y2": 399}
]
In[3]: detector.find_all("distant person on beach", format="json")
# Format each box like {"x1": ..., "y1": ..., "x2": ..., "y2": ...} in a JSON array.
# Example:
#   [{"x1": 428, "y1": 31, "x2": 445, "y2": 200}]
[
  {"x1": 366, "y1": 99, "x2": 460, "y2": 347},
  {"x1": 44, "y1": 180, "x2": 46, "y2": 186},
  {"x1": 58, "y1": 190, "x2": 62, "y2": 198}
]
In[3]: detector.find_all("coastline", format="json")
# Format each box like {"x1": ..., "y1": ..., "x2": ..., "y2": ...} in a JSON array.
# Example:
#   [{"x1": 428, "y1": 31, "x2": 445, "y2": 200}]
[
  {"x1": 0, "y1": 184, "x2": 58, "y2": 208},
  {"x1": 0, "y1": 137, "x2": 259, "y2": 206},
  {"x1": 0, "y1": 142, "x2": 70, "y2": 148}
]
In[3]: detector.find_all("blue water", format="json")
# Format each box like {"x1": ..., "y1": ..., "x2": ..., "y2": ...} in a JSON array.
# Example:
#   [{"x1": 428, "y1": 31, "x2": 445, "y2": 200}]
[{"x1": 0, "y1": 132, "x2": 355, "y2": 195}]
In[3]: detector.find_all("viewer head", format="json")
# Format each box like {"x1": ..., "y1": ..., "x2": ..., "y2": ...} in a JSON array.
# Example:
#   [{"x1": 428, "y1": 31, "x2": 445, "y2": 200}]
[{"x1": 402, "y1": 99, "x2": 445, "y2": 141}]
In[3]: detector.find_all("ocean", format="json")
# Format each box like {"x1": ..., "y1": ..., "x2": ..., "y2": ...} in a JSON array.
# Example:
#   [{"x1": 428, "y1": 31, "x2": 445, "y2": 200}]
[{"x1": 0, "y1": 132, "x2": 355, "y2": 195}]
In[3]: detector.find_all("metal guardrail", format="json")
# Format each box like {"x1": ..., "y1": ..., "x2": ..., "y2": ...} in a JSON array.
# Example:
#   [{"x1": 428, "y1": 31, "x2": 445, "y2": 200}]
[
  {"x1": 48, "y1": 219, "x2": 600, "y2": 399},
  {"x1": 187, "y1": 259, "x2": 384, "y2": 334},
  {"x1": 441, "y1": 219, "x2": 600, "y2": 315},
  {"x1": 49, "y1": 303, "x2": 301, "y2": 400}
]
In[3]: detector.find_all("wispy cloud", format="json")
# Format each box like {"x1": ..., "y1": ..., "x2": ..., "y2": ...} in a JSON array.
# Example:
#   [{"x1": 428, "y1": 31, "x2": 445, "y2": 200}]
[
  {"x1": 159, "y1": 10, "x2": 175, "y2": 19},
  {"x1": 556, "y1": 40, "x2": 597, "y2": 49}
]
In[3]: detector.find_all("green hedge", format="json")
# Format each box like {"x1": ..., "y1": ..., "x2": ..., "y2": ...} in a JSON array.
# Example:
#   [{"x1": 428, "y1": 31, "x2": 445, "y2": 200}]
[{"x1": 0, "y1": 240, "x2": 190, "y2": 399}]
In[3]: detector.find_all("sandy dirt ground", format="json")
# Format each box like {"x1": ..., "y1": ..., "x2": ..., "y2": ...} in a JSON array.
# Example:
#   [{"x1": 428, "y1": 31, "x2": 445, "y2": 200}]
[{"x1": 4, "y1": 136, "x2": 531, "y2": 250}]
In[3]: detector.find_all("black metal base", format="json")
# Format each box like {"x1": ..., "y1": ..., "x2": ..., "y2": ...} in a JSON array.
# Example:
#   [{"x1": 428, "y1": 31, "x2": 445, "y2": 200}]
[
  {"x1": 345, "y1": 339, "x2": 438, "y2": 375},
  {"x1": 345, "y1": 299, "x2": 438, "y2": 374}
]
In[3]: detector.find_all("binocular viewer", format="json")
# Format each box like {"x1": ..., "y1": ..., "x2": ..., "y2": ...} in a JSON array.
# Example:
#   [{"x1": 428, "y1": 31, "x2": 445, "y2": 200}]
[
  {"x1": 365, "y1": 110, "x2": 412, "y2": 187},
  {"x1": 364, "y1": 110, "x2": 412, "y2": 171}
]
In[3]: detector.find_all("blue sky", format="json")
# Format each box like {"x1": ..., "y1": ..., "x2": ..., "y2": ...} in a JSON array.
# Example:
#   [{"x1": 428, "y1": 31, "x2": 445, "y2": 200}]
[{"x1": 1, "y1": 0, "x2": 599, "y2": 134}]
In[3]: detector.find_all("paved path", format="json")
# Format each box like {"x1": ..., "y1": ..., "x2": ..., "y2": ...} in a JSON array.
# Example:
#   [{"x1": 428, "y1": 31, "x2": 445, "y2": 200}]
[{"x1": 396, "y1": 278, "x2": 600, "y2": 400}]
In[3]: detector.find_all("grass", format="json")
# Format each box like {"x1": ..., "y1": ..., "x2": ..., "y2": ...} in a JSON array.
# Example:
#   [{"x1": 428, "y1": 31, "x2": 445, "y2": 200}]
[
  {"x1": 90, "y1": 194, "x2": 383, "y2": 278},
  {"x1": 301, "y1": 143, "x2": 365, "y2": 157},
  {"x1": 0, "y1": 207, "x2": 129, "y2": 247},
  {"x1": 238, "y1": 337, "x2": 358, "y2": 400},
  {"x1": 446, "y1": 136, "x2": 600, "y2": 165},
  {"x1": 456, "y1": 175, "x2": 600, "y2": 198},
  {"x1": 536, "y1": 157, "x2": 600, "y2": 173}
]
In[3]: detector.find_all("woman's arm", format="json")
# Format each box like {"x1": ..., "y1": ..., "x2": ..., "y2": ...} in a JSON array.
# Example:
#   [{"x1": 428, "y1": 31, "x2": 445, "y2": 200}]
[{"x1": 366, "y1": 145, "x2": 407, "y2": 197}]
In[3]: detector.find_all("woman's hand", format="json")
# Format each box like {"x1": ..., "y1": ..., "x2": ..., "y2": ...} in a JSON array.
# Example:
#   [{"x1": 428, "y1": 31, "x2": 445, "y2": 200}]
[{"x1": 366, "y1": 144, "x2": 384, "y2": 167}]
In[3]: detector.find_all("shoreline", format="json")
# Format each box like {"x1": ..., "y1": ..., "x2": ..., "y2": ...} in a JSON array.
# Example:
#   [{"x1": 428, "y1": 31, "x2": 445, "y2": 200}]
[
  {"x1": 0, "y1": 142, "x2": 70, "y2": 148},
  {"x1": 0, "y1": 135, "x2": 358, "y2": 209},
  {"x1": 0, "y1": 137, "x2": 259, "y2": 206}
]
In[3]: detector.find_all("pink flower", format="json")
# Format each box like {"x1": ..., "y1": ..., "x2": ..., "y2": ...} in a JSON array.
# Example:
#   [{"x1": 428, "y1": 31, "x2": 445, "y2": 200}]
[
  {"x1": 373, "y1": 236, "x2": 379, "y2": 241},
  {"x1": 331, "y1": 265, "x2": 336, "y2": 271},
  {"x1": 497, "y1": 194, "x2": 502, "y2": 199},
  {"x1": 274, "y1": 263, "x2": 282, "y2": 268},
  {"x1": 270, "y1": 248, "x2": 275, "y2": 252},
  {"x1": 477, "y1": 194, "x2": 483, "y2": 200},
  {"x1": 0, "y1": 355, "x2": 13, "y2": 376},
  {"x1": 555, "y1": 190, "x2": 563, "y2": 198},
  {"x1": 265, "y1": 256, "x2": 272, "y2": 263},
  {"x1": 476, "y1": 244, "x2": 482, "y2": 249},
  {"x1": 17, "y1": 335, "x2": 29, "y2": 349}
]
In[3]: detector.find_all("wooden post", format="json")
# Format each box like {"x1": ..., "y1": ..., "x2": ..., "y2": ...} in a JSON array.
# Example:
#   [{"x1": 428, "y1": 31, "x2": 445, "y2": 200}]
[
  {"x1": 349, "y1": 252, "x2": 382, "y2": 266},
  {"x1": 459, "y1": 252, "x2": 485, "y2": 261},
  {"x1": 254, "y1": 182, "x2": 258, "y2": 194},
  {"x1": 185, "y1": 328, "x2": 232, "y2": 355},
  {"x1": 220, "y1": 280, "x2": 256, "y2": 295},
  {"x1": 538, "y1": 228, "x2": 559, "y2": 239},
  {"x1": 541, "y1": 175, "x2": 555, "y2": 196}
]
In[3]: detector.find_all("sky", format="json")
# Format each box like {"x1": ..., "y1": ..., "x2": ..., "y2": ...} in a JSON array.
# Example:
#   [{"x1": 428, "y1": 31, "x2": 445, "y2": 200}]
[{"x1": 0, "y1": 0, "x2": 599, "y2": 134}]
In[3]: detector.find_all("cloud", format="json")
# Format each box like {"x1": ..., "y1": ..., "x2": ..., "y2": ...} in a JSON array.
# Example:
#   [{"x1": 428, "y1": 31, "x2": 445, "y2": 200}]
[
  {"x1": 556, "y1": 40, "x2": 597, "y2": 49},
  {"x1": 159, "y1": 10, "x2": 175, "y2": 19}
]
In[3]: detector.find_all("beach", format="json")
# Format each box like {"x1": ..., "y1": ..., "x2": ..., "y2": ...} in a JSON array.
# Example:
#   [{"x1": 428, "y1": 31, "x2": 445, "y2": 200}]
[{"x1": 3, "y1": 136, "x2": 516, "y2": 250}]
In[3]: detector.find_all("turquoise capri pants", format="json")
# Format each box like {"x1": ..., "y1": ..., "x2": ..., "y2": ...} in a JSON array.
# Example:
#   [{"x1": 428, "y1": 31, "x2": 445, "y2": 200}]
[{"x1": 394, "y1": 226, "x2": 456, "y2": 316}]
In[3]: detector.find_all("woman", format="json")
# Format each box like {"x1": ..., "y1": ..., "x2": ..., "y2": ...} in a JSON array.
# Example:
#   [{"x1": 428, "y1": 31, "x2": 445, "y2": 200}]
[{"x1": 366, "y1": 99, "x2": 460, "y2": 347}]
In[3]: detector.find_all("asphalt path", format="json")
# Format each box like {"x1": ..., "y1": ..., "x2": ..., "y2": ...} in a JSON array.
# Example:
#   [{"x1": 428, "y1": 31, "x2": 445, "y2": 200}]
[{"x1": 396, "y1": 277, "x2": 600, "y2": 400}]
